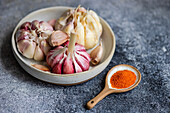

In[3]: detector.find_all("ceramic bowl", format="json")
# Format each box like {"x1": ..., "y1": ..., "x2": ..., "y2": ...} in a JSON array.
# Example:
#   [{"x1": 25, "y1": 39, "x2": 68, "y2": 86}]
[{"x1": 11, "y1": 6, "x2": 116, "y2": 85}]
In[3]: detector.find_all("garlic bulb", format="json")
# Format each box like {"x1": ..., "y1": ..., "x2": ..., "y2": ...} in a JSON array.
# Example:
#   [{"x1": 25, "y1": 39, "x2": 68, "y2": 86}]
[
  {"x1": 16, "y1": 20, "x2": 54, "y2": 61},
  {"x1": 46, "y1": 33, "x2": 90, "y2": 74},
  {"x1": 55, "y1": 6, "x2": 102, "y2": 49}
]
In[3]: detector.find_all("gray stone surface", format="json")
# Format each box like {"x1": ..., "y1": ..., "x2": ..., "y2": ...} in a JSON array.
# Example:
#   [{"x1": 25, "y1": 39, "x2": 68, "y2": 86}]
[{"x1": 0, "y1": 0, "x2": 169, "y2": 112}]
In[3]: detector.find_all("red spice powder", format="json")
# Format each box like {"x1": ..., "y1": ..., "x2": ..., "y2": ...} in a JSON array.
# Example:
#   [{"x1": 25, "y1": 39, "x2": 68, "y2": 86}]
[{"x1": 110, "y1": 70, "x2": 137, "y2": 89}]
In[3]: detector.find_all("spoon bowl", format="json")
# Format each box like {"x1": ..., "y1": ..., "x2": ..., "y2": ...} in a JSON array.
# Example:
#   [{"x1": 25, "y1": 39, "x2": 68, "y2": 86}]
[{"x1": 86, "y1": 64, "x2": 141, "y2": 109}]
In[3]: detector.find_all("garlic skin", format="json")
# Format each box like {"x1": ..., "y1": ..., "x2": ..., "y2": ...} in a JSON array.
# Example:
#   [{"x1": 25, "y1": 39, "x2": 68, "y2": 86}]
[
  {"x1": 90, "y1": 41, "x2": 103, "y2": 65},
  {"x1": 55, "y1": 9, "x2": 74, "y2": 30},
  {"x1": 16, "y1": 20, "x2": 53, "y2": 61},
  {"x1": 46, "y1": 36, "x2": 90, "y2": 74},
  {"x1": 55, "y1": 6, "x2": 102, "y2": 49}
]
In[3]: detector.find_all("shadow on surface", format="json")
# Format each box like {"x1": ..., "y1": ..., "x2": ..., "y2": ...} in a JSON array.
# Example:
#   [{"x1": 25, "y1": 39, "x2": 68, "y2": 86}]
[{"x1": 0, "y1": 30, "x2": 54, "y2": 87}]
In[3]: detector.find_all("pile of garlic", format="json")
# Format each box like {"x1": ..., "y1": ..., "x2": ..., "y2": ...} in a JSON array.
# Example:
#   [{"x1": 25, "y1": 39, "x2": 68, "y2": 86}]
[
  {"x1": 15, "y1": 6, "x2": 103, "y2": 73},
  {"x1": 55, "y1": 6, "x2": 102, "y2": 49}
]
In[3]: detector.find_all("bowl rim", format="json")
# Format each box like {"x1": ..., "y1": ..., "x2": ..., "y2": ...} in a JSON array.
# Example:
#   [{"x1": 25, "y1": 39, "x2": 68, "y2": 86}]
[{"x1": 11, "y1": 6, "x2": 116, "y2": 77}]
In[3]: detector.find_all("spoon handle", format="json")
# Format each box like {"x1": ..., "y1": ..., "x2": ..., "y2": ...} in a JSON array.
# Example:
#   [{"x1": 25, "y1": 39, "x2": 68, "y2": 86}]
[{"x1": 86, "y1": 87, "x2": 112, "y2": 109}]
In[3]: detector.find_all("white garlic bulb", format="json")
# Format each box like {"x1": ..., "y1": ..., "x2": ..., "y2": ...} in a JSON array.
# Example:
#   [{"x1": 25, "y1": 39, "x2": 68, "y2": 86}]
[{"x1": 55, "y1": 6, "x2": 102, "y2": 49}]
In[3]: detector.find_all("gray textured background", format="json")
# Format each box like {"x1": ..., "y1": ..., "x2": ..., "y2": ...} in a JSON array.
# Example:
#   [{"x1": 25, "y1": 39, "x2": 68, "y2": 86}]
[{"x1": 0, "y1": 0, "x2": 170, "y2": 113}]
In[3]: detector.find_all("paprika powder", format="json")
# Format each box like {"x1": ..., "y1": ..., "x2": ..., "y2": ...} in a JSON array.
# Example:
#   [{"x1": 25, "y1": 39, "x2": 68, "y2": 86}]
[{"x1": 110, "y1": 70, "x2": 136, "y2": 89}]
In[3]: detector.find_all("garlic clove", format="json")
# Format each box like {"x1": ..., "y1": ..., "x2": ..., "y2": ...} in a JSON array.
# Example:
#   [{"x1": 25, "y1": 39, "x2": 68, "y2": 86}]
[
  {"x1": 55, "y1": 9, "x2": 74, "y2": 30},
  {"x1": 77, "y1": 7, "x2": 87, "y2": 13},
  {"x1": 55, "y1": 21, "x2": 64, "y2": 30},
  {"x1": 91, "y1": 17, "x2": 100, "y2": 39},
  {"x1": 39, "y1": 21, "x2": 54, "y2": 37},
  {"x1": 90, "y1": 41, "x2": 103, "y2": 65},
  {"x1": 16, "y1": 29, "x2": 30, "y2": 42},
  {"x1": 47, "y1": 19, "x2": 56, "y2": 28},
  {"x1": 17, "y1": 40, "x2": 36, "y2": 58},
  {"x1": 52, "y1": 57, "x2": 65, "y2": 74},
  {"x1": 49, "y1": 30, "x2": 69, "y2": 47},
  {"x1": 72, "y1": 55, "x2": 82, "y2": 73},
  {"x1": 20, "y1": 22, "x2": 31, "y2": 30},
  {"x1": 40, "y1": 21, "x2": 53, "y2": 31},
  {"x1": 76, "y1": 51, "x2": 91, "y2": 62},
  {"x1": 50, "y1": 50, "x2": 65, "y2": 68},
  {"x1": 96, "y1": 21, "x2": 102, "y2": 36},
  {"x1": 40, "y1": 32, "x2": 51, "y2": 39},
  {"x1": 88, "y1": 10, "x2": 100, "y2": 22},
  {"x1": 75, "y1": 43, "x2": 86, "y2": 51},
  {"x1": 74, "y1": 52, "x2": 89, "y2": 71},
  {"x1": 62, "y1": 21, "x2": 74, "y2": 36},
  {"x1": 63, "y1": 9, "x2": 75, "y2": 16},
  {"x1": 46, "y1": 46, "x2": 65, "y2": 67},
  {"x1": 58, "y1": 18, "x2": 67, "y2": 26},
  {"x1": 89, "y1": 10, "x2": 102, "y2": 36},
  {"x1": 41, "y1": 31, "x2": 53, "y2": 39},
  {"x1": 31, "y1": 64, "x2": 50, "y2": 72},
  {"x1": 84, "y1": 28, "x2": 96, "y2": 49},
  {"x1": 40, "y1": 39, "x2": 51, "y2": 55},
  {"x1": 85, "y1": 14, "x2": 100, "y2": 42},
  {"x1": 63, "y1": 54, "x2": 74, "y2": 74},
  {"x1": 33, "y1": 45, "x2": 44, "y2": 61},
  {"x1": 75, "y1": 20, "x2": 85, "y2": 46},
  {"x1": 31, "y1": 20, "x2": 40, "y2": 30},
  {"x1": 30, "y1": 29, "x2": 37, "y2": 38}
]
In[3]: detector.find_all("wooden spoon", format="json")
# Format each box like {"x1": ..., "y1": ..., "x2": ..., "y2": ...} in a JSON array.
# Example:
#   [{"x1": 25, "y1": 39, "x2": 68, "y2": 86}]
[{"x1": 86, "y1": 64, "x2": 141, "y2": 109}]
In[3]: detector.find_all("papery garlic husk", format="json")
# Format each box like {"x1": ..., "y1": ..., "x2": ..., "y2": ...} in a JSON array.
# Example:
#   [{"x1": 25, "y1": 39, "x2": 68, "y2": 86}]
[
  {"x1": 55, "y1": 6, "x2": 102, "y2": 49},
  {"x1": 16, "y1": 20, "x2": 54, "y2": 61},
  {"x1": 90, "y1": 41, "x2": 103, "y2": 65},
  {"x1": 62, "y1": 20, "x2": 74, "y2": 36},
  {"x1": 49, "y1": 30, "x2": 69, "y2": 47},
  {"x1": 55, "y1": 9, "x2": 75, "y2": 30},
  {"x1": 46, "y1": 33, "x2": 90, "y2": 74}
]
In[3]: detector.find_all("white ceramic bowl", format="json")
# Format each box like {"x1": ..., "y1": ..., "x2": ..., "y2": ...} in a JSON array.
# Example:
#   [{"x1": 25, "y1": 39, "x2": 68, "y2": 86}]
[{"x1": 11, "y1": 6, "x2": 116, "y2": 85}]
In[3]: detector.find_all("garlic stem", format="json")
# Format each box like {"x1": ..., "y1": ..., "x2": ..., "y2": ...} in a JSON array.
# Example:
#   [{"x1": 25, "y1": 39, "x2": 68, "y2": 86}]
[
  {"x1": 68, "y1": 32, "x2": 77, "y2": 53},
  {"x1": 67, "y1": 6, "x2": 81, "y2": 54}
]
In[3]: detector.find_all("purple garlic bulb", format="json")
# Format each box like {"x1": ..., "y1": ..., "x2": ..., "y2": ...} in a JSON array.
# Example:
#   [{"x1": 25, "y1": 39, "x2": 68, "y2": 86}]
[
  {"x1": 16, "y1": 20, "x2": 54, "y2": 61},
  {"x1": 46, "y1": 33, "x2": 91, "y2": 74}
]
